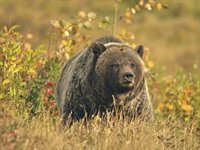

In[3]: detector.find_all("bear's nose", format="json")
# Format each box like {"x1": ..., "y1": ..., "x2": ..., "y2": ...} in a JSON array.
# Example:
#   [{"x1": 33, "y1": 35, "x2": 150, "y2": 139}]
[{"x1": 123, "y1": 72, "x2": 134, "y2": 82}]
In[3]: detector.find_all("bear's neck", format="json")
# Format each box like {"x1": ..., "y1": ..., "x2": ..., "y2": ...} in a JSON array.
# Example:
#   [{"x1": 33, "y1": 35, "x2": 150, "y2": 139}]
[{"x1": 112, "y1": 79, "x2": 145, "y2": 106}]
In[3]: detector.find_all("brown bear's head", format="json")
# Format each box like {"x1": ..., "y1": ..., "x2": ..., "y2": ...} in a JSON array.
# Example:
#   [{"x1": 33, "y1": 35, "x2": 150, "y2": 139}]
[{"x1": 92, "y1": 42, "x2": 146, "y2": 94}]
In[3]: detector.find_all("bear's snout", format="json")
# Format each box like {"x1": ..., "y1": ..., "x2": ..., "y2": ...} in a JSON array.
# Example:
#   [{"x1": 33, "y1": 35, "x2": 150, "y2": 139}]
[{"x1": 123, "y1": 72, "x2": 134, "y2": 82}]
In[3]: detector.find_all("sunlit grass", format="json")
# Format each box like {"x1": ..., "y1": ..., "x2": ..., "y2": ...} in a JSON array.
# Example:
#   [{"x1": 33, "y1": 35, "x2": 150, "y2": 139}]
[{"x1": 0, "y1": 109, "x2": 199, "y2": 150}]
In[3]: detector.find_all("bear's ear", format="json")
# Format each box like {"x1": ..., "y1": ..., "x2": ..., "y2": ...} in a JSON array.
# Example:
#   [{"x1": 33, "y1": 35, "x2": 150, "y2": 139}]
[
  {"x1": 135, "y1": 45, "x2": 144, "y2": 58},
  {"x1": 90, "y1": 42, "x2": 106, "y2": 57}
]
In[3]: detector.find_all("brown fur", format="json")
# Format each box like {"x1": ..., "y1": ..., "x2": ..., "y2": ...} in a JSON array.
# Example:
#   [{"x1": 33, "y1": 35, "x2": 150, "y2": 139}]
[{"x1": 56, "y1": 36, "x2": 154, "y2": 124}]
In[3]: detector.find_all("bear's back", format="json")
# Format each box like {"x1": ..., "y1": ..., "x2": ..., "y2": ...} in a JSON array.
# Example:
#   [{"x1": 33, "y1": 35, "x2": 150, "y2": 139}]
[
  {"x1": 56, "y1": 49, "x2": 89, "y2": 111},
  {"x1": 94, "y1": 36, "x2": 122, "y2": 44}
]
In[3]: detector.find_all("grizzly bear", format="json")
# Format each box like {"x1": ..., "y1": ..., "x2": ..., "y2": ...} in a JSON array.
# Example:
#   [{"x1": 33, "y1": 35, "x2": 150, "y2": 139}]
[{"x1": 56, "y1": 36, "x2": 154, "y2": 124}]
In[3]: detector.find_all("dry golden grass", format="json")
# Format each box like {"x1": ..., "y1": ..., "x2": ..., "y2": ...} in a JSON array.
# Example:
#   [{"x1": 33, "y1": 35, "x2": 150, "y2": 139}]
[{"x1": 0, "y1": 106, "x2": 199, "y2": 150}]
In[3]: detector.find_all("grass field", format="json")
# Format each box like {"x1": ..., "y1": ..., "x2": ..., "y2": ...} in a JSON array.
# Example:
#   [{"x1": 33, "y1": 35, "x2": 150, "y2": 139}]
[
  {"x1": 0, "y1": 111, "x2": 199, "y2": 150},
  {"x1": 0, "y1": 0, "x2": 200, "y2": 149}
]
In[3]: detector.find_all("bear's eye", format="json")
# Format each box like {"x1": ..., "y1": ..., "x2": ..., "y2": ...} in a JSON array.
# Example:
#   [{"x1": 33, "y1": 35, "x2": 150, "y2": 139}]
[
  {"x1": 131, "y1": 63, "x2": 135, "y2": 68},
  {"x1": 110, "y1": 64, "x2": 119, "y2": 68}
]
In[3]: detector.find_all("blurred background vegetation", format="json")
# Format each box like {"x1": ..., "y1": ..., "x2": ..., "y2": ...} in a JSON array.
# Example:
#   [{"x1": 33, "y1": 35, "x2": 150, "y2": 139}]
[
  {"x1": 0, "y1": 0, "x2": 199, "y2": 70},
  {"x1": 0, "y1": 0, "x2": 200, "y2": 149},
  {"x1": 0, "y1": 0, "x2": 200, "y2": 119}
]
